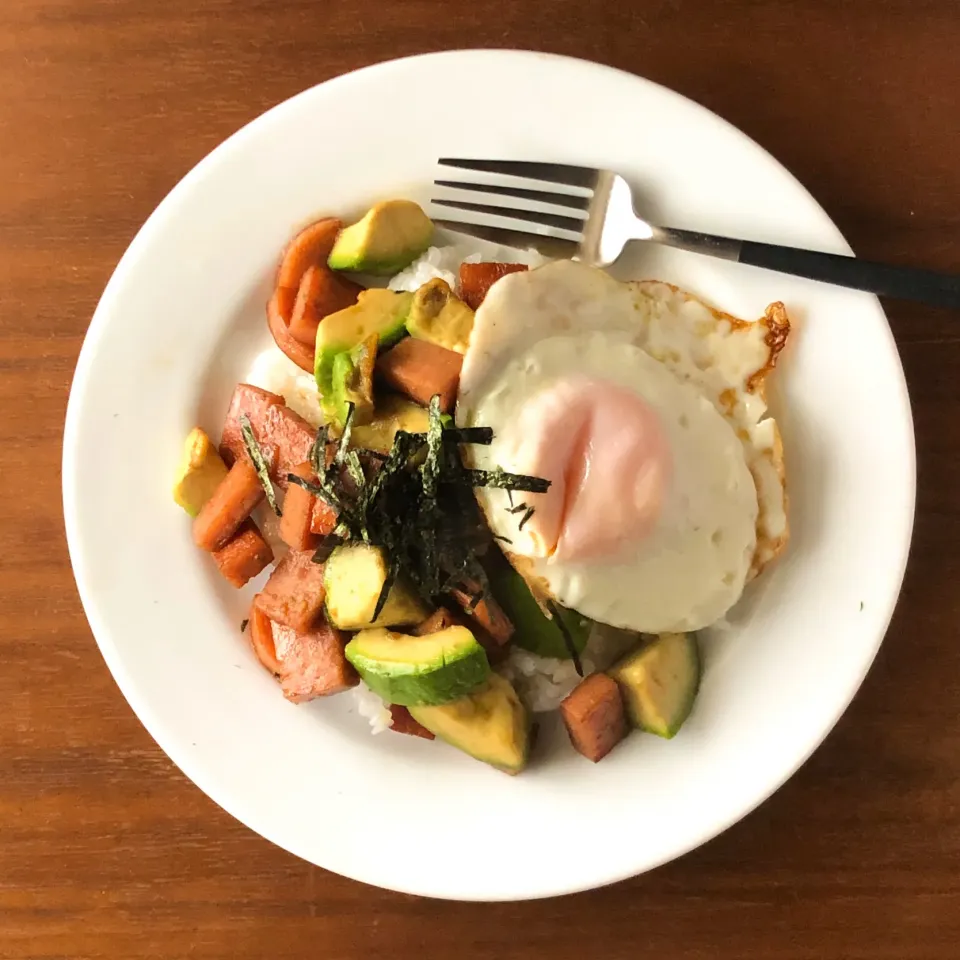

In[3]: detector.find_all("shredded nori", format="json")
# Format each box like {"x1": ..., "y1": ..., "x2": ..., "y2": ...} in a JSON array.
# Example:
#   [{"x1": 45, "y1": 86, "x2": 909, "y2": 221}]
[
  {"x1": 336, "y1": 402, "x2": 355, "y2": 465},
  {"x1": 294, "y1": 393, "x2": 550, "y2": 612},
  {"x1": 517, "y1": 506, "x2": 536, "y2": 531},
  {"x1": 311, "y1": 533, "x2": 344, "y2": 564},
  {"x1": 459, "y1": 468, "x2": 550, "y2": 493},
  {"x1": 240, "y1": 618, "x2": 249, "y2": 633},
  {"x1": 371, "y1": 559, "x2": 398, "y2": 622},
  {"x1": 309, "y1": 424, "x2": 328, "y2": 475},
  {"x1": 287, "y1": 473, "x2": 340, "y2": 509},
  {"x1": 239, "y1": 413, "x2": 281, "y2": 516},
  {"x1": 405, "y1": 426, "x2": 494, "y2": 446},
  {"x1": 547, "y1": 600, "x2": 584, "y2": 677}
]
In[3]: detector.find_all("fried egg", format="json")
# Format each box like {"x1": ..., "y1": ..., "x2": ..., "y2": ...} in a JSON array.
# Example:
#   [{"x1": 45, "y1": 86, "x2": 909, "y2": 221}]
[{"x1": 456, "y1": 260, "x2": 790, "y2": 634}]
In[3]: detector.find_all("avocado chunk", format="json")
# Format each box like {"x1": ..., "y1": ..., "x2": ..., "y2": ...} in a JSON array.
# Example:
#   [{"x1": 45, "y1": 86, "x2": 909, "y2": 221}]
[
  {"x1": 350, "y1": 394, "x2": 431, "y2": 454},
  {"x1": 172, "y1": 427, "x2": 229, "y2": 517},
  {"x1": 611, "y1": 632, "x2": 701, "y2": 739},
  {"x1": 329, "y1": 333, "x2": 377, "y2": 428},
  {"x1": 324, "y1": 543, "x2": 427, "y2": 630},
  {"x1": 327, "y1": 200, "x2": 433, "y2": 275},
  {"x1": 488, "y1": 559, "x2": 591, "y2": 660},
  {"x1": 346, "y1": 625, "x2": 490, "y2": 706},
  {"x1": 406, "y1": 279, "x2": 475, "y2": 354},
  {"x1": 410, "y1": 674, "x2": 529, "y2": 774},
  {"x1": 314, "y1": 289, "x2": 412, "y2": 425}
]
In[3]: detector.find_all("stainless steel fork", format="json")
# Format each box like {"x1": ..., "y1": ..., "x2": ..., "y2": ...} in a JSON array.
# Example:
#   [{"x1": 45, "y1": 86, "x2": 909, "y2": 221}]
[{"x1": 433, "y1": 158, "x2": 960, "y2": 309}]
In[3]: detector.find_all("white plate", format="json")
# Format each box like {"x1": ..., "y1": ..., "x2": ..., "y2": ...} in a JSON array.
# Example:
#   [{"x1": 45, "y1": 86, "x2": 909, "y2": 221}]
[{"x1": 63, "y1": 50, "x2": 915, "y2": 901}]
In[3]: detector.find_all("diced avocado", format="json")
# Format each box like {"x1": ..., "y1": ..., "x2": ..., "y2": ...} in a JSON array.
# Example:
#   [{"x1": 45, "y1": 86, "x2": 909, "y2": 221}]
[
  {"x1": 329, "y1": 333, "x2": 377, "y2": 427},
  {"x1": 346, "y1": 625, "x2": 490, "y2": 706},
  {"x1": 172, "y1": 427, "x2": 229, "y2": 517},
  {"x1": 350, "y1": 394, "x2": 431, "y2": 454},
  {"x1": 314, "y1": 289, "x2": 412, "y2": 424},
  {"x1": 327, "y1": 200, "x2": 433, "y2": 275},
  {"x1": 406, "y1": 279, "x2": 475, "y2": 354},
  {"x1": 487, "y1": 559, "x2": 591, "y2": 660},
  {"x1": 611, "y1": 632, "x2": 701, "y2": 739},
  {"x1": 324, "y1": 543, "x2": 427, "y2": 630},
  {"x1": 410, "y1": 675, "x2": 529, "y2": 774}
]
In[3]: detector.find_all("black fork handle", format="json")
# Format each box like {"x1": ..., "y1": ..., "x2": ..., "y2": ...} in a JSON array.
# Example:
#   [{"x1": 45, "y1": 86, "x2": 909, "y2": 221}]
[{"x1": 658, "y1": 228, "x2": 960, "y2": 309}]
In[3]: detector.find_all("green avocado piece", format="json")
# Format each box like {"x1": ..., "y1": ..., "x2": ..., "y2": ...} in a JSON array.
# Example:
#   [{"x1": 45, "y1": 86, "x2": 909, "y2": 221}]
[
  {"x1": 487, "y1": 560, "x2": 591, "y2": 660},
  {"x1": 327, "y1": 200, "x2": 433, "y2": 275},
  {"x1": 172, "y1": 427, "x2": 229, "y2": 517},
  {"x1": 314, "y1": 289, "x2": 412, "y2": 424},
  {"x1": 406, "y1": 279, "x2": 475, "y2": 354},
  {"x1": 350, "y1": 395, "x2": 431, "y2": 454},
  {"x1": 410, "y1": 674, "x2": 529, "y2": 774},
  {"x1": 610, "y1": 632, "x2": 701, "y2": 739},
  {"x1": 324, "y1": 543, "x2": 427, "y2": 631},
  {"x1": 329, "y1": 335, "x2": 377, "y2": 428},
  {"x1": 345, "y1": 625, "x2": 490, "y2": 707}
]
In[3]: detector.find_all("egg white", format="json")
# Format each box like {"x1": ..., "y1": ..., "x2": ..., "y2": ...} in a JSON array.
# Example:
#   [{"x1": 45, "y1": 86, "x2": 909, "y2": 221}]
[{"x1": 465, "y1": 333, "x2": 759, "y2": 633}]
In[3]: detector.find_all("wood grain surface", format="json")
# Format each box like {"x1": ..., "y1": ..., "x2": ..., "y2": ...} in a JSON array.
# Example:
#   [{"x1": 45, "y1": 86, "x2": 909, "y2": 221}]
[{"x1": 2, "y1": 1, "x2": 959, "y2": 957}]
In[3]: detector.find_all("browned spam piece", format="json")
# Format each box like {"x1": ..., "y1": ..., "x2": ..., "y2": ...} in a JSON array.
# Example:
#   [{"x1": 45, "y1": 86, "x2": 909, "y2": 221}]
[
  {"x1": 560, "y1": 673, "x2": 628, "y2": 763},
  {"x1": 267, "y1": 290, "x2": 316, "y2": 373},
  {"x1": 219, "y1": 384, "x2": 286, "y2": 465},
  {"x1": 375, "y1": 338, "x2": 462, "y2": 413},
  {"x1": 220, "y1": 382, "x2": 316, "y2": 492},
  {"x1": 272, "y1": 615, "x2": 358, "y2": 702},
  {"x1": 413, "y1": 607, "x2": 459, "y2": 636},
  {"x1": 276, "y1": 218, "x2": 343, "y2": 293},
  {"x1": 212, "y1": 520, "x2": 274, "y2": 588},
  {"x1": 310, "y1": 496, "x2": 339, "y2": 536},
  {"x1": 274, "y1": 218, "x2": 344, "y2": 328},
  {"x1": 193, "y1": 459, "x2": 265, "y2": 552},
  {"x1": 287, "y1": 264, "x2": 364, "y2": 346},
  {"x1": 417, "y1": 603, "x2": 509, "y2": 665},
  {"x1": 280, "y1": 461, "x2": 321, "y2": 552},
  {"x1": 457, "y1": 262, "x2": 529, "y2": 310},
  {"x1": 249, "y1": 601, "x2": 282, "y2": 676},
  {"x1": 260, "y1": 404, "x2": 316, "y2": 490},
  {"x1": 254, "y1": 549, "x2": 327, "y2": 633},
  {"x1": 389, "y1": 705, "x2": 435, "y2": 740},
  {"x1": 449, "y1": 584, "x2": 515, "y2": 646}
]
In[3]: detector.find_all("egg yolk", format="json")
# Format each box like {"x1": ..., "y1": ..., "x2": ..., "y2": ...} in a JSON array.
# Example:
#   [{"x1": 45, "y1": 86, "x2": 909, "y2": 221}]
[{"x1": 510, "y1": 378, "x2": 671, "y2": 561}]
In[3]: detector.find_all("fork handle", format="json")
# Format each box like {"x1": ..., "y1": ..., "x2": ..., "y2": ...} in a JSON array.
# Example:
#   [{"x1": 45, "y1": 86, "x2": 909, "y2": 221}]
[{"x1": 657, "y1": 228, "x2": 960, "y2": 309}]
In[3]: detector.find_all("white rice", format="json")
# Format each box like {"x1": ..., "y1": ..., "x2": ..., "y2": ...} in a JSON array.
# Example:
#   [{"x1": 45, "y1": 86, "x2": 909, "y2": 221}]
[
  {"x1": 352, "y1": 682, "x2": 394, "y2": 734},
  {"x1": 388, "y1": 243, "x2": 546, "y2": 293},
  {"x1": 249, "y1": 240, "x2": 612, "y2": 730},
  {"x1": 498, "y1": 623, "x2": 640, "y2": 714},
  {"x1": 246, "y1": 349, "x2": 325, "y2": 427}
]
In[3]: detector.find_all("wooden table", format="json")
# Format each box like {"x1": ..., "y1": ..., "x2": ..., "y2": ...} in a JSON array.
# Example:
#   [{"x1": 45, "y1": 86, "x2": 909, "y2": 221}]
[{"x1": 2, "y1": 1, "x2": 958, "y2": 957}]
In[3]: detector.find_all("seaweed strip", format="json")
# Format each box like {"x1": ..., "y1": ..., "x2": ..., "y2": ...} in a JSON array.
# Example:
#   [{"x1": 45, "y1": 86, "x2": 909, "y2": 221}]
[
  {"x1": 371, "y1": 560, "x2": 398, "y2": 623},
  {"x1": 239, "y1": 414, "x2": 281, "y2": 516},
  {"x1": 547, "y1": 600, "x2": 584, "y2": 676},
  {"x1": 335, "y1": 402, "x2": 355, "y2": 465},
  {"x1": 460, "y1": 469, "x2": 551, "y2": 493},
  {"x1": 311, "y1": 533, "x2": 344, "y2": 564},
  {"x1": 309, "y1": 424, "x2": 329, "y2": 476},
  {"x1": 287, "y1": 473, "x2": 341, "y2": 510}
]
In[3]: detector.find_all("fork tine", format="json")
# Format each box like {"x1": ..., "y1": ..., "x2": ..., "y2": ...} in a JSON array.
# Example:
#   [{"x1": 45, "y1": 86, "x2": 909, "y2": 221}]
[
  {"x1": 438, "y1": 158, "x2": 599, "y2": 189},
  {"x1": 434, "y1": 180, "x2": 591, "y2": 212},
  {"x1": 432, "y1": 218, "x2": 580, "y2": 257},
  {"x1": 433, "y1": 198, "x2": 585, "y2": 234}
]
